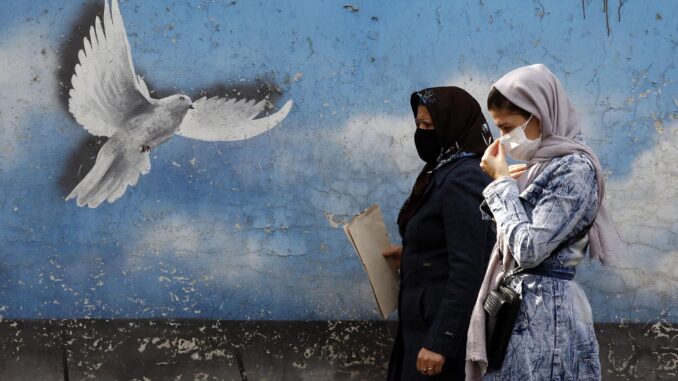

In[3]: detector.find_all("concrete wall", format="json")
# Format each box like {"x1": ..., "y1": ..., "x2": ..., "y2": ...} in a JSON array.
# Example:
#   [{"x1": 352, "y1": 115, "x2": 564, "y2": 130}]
[
  {"x1": 0, "y1": 0, "x2": 675, "y2": 325},
  {"x1": 0, "y1": 320, "x2": 674, "y2": 380}
]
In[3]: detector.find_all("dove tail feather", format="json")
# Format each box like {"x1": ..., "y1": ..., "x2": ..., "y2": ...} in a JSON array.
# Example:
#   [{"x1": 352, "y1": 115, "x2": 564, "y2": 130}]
[
  {"x1": 81, "y1": 158, "x2": 126, "y2": 205},
  {"x1": 66, "y1": 137, "x2": 151, "y2": 208},
  {"x1": 66, "y1": 145, "x2": 117, "y2": 204}
]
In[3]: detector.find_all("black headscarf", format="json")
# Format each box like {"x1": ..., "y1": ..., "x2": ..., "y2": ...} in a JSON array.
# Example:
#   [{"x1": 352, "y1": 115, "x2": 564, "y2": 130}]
[{"x1": 397, "y1": 87, "x2": 493, "y2": 232}]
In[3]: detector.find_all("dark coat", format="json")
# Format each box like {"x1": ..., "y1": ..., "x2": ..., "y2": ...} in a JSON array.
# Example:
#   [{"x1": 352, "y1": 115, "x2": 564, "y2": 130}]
[{"x1": 387, "y1": 156, "x2": 495, "y2": 381}]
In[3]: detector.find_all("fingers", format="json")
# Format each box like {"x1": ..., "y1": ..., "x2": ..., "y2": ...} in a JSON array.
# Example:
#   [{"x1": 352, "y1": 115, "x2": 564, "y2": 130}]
[
  {"x1": 430, "y1": 355, "x2": 444, "y2": 375},
  {"x1": 489, "y1": 140, "x2": 500, "y2": 156},
  {"x1": 482, "y1": 140, "x2": 498, "y2": 162},
  {"x1": 483, "y1": 140, "x2": 498, "y2": 157},
  {"x1": 508, "y1": 163, "x2": 528, "y2": 179},
  {"x1": 416, "y1": 348, "x2": 445, "y2": 376},
  {"x1": 416, "y1": 354, "x2": 425, "y2": 375},
  {"x1": 382, "y1": 245, "x2": 402, "y2": 258},
  {"x1": 481, "y1": 141, "x2": 502, "y2": 175},
  {"x1": 480, "y1": 145, "x2": 493, "y2": 174},
  {"x1": 434, "y1": 359, "x2": 444, "y2": 374},
  {"x1": 382, "y1": 246, "x2": 402, "y2": 269},
  {"x1": 496, "y1": 140, "x2": 506, "y2": 159},
  {"x1": 508, "y1": 164, "x2": 527, "y2": 173},
  {"x1": 420, "y1": 361, "x2": 443, "y2": 376},
  {"x1": 479, "y1": 158, "x2": 487, "y2": 174}
]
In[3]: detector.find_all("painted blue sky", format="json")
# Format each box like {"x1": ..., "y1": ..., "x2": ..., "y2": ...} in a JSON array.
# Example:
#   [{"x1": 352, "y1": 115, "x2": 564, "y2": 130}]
[{"x1": 0, "y1": 0, "x2": 675, "y2": 321}]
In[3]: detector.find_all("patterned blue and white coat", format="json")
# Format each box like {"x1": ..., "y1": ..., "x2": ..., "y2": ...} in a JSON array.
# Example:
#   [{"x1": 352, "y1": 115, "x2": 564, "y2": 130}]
[{"x1": 482, "y1": 152, "x2": 602, "y2": 381}]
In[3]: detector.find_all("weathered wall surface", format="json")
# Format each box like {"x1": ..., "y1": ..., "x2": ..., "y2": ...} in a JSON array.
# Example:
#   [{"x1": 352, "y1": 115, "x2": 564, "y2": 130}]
[
  {"x1": 1, "y1": 320, "x2": 676, "y2": 380},
  {"x1": 0, "y1": 0, "x2": 676, "y2": 325}
]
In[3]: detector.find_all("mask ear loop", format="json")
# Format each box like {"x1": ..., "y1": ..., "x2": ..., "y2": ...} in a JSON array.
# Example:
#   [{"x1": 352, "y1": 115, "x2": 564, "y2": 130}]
[{"x1": 519, "y1": 114, "x2": 533, "y2": 131}]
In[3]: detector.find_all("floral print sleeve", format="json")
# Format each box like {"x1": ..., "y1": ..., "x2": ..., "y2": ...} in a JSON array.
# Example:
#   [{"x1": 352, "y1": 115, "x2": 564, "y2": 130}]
[{"x1": 482, "y1": 154, "x2": 598, "y2": 268}]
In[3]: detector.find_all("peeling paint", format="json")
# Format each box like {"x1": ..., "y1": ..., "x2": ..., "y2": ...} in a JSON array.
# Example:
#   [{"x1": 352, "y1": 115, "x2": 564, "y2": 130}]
[{"x1": 0, "y1": 5, "x2": 675, "y2": 379}]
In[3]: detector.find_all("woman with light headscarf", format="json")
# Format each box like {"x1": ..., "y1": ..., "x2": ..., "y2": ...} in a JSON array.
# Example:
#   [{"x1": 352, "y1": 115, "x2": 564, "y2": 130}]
[{"x1": 464, "y1": 64, "x2": 624, "y2": 381}]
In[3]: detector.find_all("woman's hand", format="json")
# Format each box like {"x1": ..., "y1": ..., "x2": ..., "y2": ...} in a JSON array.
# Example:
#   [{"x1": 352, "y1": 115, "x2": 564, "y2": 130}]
[
  {"x1": 480, "y1": 140, "x2": 510, "y2": 180},
  {"x1": 417, "y1": 347, "x2": 445, "y2": 376},
  {"x1": 508, "y1": 163, "x2": 528, "y2": 179},
  {"x1": 382, "y1": 245, "x2": 402, "y2": 269}
]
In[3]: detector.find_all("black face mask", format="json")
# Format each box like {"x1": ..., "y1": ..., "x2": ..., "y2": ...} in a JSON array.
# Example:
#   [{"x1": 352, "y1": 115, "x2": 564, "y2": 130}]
[{"x1": 414, "y1": 129, "x2": 441, "y2": 163}]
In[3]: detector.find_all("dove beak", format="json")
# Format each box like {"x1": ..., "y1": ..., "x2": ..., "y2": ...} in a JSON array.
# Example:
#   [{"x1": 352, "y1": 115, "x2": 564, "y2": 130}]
[{"x1": 189, "y1": 105, "x2": 195, "y2": 110}]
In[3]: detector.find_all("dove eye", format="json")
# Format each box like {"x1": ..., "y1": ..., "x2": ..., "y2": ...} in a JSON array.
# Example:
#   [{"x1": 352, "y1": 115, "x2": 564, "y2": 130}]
[{"x1": 179, "y1": 96, "x2": 185, "y2": 101}]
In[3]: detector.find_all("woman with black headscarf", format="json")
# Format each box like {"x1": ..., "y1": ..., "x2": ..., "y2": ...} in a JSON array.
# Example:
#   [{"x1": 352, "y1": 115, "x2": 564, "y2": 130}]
[{"x1": 384, "y1": 87, "x2": 496, "y2": 380}]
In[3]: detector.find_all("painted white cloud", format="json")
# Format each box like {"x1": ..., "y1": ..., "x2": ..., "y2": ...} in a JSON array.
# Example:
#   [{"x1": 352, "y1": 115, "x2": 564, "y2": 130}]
[
  {"x1": 125, "y1": 212, "x2": 376, "y2": 318},
  {"x1": 578, "y1": 124, "x2": 678, "y2": 321},
  {"x1": 316, "y1": 71, "x2": 498, "y2": 220},
  {"x1": 0, "y1": 27, "x2": 58, "y2": 164},
  {"x1": 297, "y1": 112, "x2": 422, "y2": 229},
  {"x1": 335, "y1": 113, "x2": 420, "y2": 176},
  {"x1": 310, "y1": 72, "x2": 497, "y2": 229},
  {"x1": 606, "y1": 125, "x2": 677, "y2": 274},
  {"x1": 128, "y1": 213, "x2": 258, "y2": 276}
]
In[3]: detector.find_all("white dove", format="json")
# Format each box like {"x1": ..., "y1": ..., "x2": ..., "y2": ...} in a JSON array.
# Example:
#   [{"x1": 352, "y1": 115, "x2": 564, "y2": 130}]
[{"x1": 66, "y1": 0, "x2": 293, "y2": 208}]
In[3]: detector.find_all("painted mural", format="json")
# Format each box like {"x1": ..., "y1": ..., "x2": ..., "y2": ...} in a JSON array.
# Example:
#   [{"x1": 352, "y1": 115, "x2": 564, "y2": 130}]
[
  {"x1": 0, "y1": 0, "x2": 675, "y2": 327},
  {"x1": 67, "y1": 0, "x2": 292, "y2": 208}
]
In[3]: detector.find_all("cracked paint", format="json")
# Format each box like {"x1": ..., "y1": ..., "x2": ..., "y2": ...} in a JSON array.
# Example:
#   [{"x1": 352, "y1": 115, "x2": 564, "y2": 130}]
[{"x1": 0, "y1": 0, "x2": 676, "y2": 378}]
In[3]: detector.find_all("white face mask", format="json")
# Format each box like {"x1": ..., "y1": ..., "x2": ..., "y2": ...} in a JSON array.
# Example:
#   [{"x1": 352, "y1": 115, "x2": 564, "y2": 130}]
[{"x1": 499, "y1": 115, "x2": 541, "y2": 161}]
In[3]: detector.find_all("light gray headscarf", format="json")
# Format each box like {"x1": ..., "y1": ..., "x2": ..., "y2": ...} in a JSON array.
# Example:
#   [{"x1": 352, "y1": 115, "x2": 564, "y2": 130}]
[
  {"x1": 465, "y1": 64, "x2": 624, "y2": 380},
  {"x1": 494, "y1": 63, "x2": 624, "y2": 263}
]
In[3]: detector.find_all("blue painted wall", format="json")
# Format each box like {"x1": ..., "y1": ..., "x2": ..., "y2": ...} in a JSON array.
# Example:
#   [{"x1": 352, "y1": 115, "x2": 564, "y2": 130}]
[{"x1": 0, "y1": 0, "x2": 675, "y2": 322}]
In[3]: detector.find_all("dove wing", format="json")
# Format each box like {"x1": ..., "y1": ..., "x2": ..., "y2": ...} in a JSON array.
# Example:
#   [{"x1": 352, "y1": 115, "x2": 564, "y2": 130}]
[
  {"x1": 176, "y1": 97, "x2": 293, "y2": 142},
  {"x1": 69, "y1": 0, "x2": 151, "y2": 137}
]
